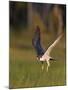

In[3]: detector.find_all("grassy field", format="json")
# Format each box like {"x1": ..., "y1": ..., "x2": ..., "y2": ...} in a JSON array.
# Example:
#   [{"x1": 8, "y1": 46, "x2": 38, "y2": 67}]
[{"x1": 9, "y1": 30, "x2": 66, "y2": 89}]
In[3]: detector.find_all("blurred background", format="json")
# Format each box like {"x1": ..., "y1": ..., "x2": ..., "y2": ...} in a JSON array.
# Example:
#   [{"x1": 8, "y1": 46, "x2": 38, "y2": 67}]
[{"x1": 9, "y1": 1, "x2": 66, "y2": 89}]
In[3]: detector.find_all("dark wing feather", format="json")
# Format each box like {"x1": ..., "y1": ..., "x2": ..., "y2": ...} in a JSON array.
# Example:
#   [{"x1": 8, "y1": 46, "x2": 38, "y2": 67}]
[{"x1": 32, "y1": 27, "x2": 45, "y2": 56}]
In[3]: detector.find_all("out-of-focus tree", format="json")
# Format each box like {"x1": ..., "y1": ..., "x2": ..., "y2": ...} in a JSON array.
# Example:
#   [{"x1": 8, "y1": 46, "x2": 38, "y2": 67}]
[
  {"x1": 27, "y1": 2, "x2": 33, "y2": 30},
  {"x1": 9, "y1": 1, "x2": 27, "y2": 30},
  {"x1": 48, "y1": 4, "x2": 66, "y2": 35}
]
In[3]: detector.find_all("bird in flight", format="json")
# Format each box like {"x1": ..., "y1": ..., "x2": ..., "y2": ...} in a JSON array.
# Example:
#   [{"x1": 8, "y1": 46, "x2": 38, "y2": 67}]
[{"x1": 32, "y1": 26, "x2": 63, "y2": 72}]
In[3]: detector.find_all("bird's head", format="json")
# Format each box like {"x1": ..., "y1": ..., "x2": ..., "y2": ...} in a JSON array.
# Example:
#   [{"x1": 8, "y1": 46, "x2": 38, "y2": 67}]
[
  {"x1": 37, "y1": 56, "x2": 40, "y2": 60},
  {"x1": 37, "y1": 55, "x2": 42, "y2": 60}
]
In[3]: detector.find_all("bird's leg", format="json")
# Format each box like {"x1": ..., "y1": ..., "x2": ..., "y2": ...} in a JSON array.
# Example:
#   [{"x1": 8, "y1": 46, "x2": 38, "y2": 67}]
[
  {"x1": 46, "y1": 60, "x2": 50, "y2": 72},
  {"x1": 41, "y1": 61, "x2": 44, "y2": 71}
]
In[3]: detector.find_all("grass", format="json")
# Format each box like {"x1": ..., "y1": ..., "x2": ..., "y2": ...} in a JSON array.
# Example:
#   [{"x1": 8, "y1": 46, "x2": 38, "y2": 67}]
[
  {"x1": 9, "y1": 30, "x2": 66, "y2": 89},
  {"x1": 9, "y1": 48, "x2": 66, "y2": 89}
]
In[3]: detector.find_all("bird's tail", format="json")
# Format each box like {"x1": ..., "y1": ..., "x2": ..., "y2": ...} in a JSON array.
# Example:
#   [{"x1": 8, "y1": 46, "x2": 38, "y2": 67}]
[{"x1": 50, "y1": 58, "x2": 56, "y2": 61}]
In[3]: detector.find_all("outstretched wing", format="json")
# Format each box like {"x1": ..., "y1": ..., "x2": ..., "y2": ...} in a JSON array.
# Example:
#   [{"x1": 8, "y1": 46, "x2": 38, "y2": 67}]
[
  {"x1": 44, "y1": 33, "x2": 63, "y2": 56},
  {"x1": 32, "y1": 26, "x2": 45, "y2": 56}
]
